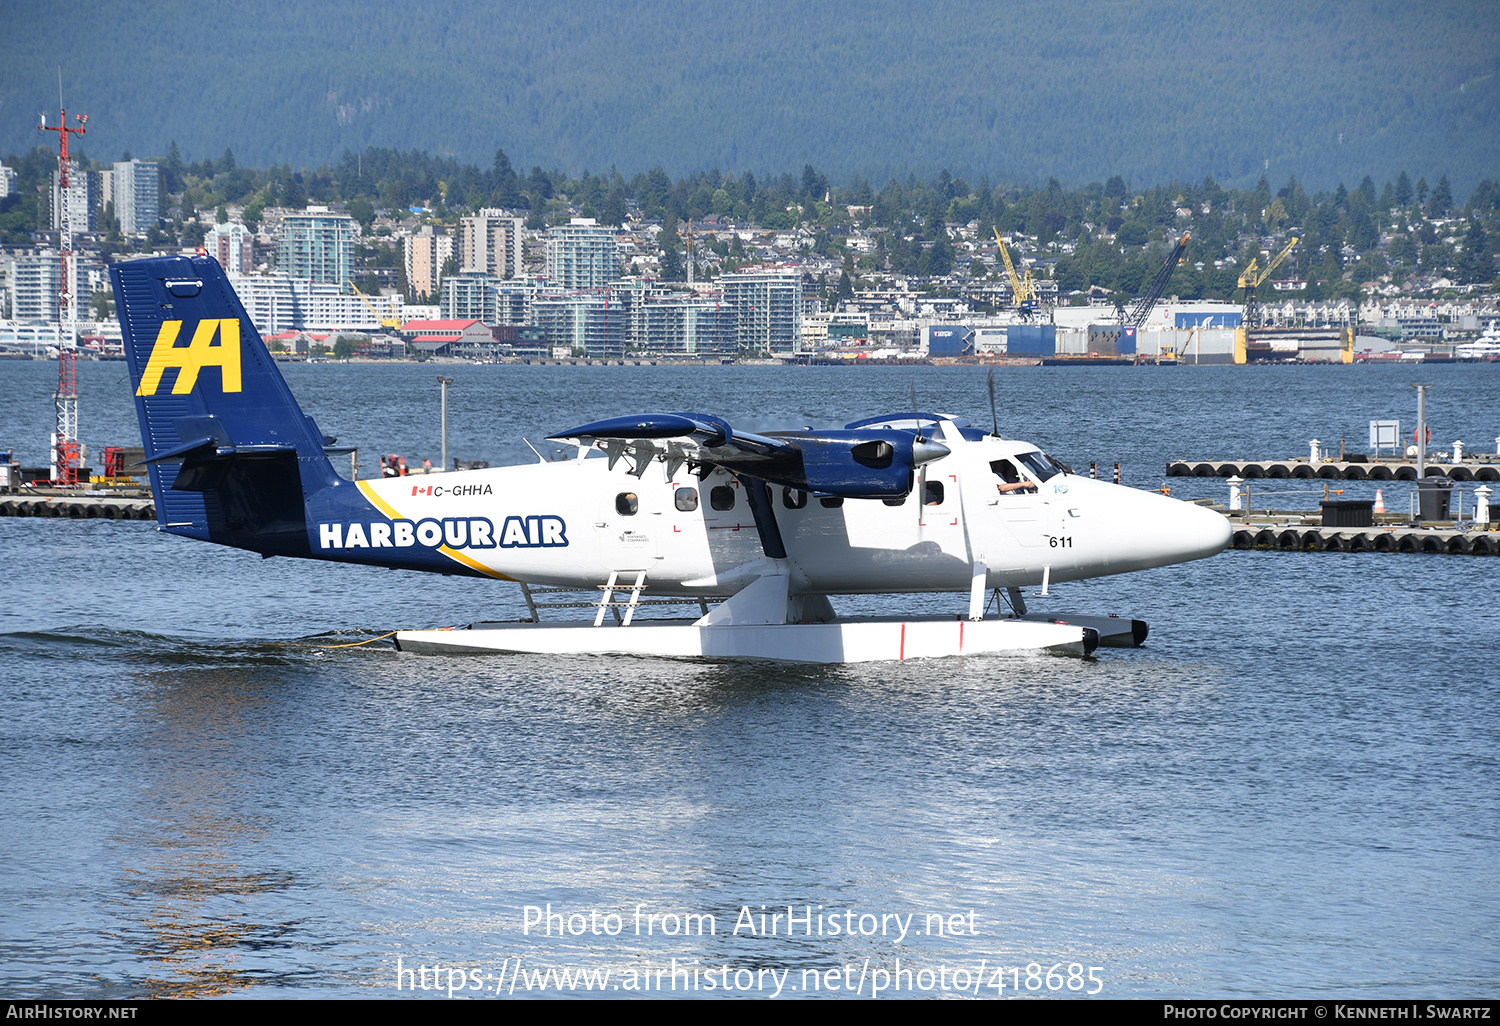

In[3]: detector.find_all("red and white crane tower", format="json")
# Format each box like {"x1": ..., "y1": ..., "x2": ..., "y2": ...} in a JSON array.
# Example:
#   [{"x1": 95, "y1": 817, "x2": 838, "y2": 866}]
[{"x1": 39, "y1": 105, "x2": 87, "y2": 486}]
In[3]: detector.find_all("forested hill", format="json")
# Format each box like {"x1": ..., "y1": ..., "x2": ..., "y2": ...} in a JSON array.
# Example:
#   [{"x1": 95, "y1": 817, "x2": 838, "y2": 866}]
[{"x1": 3, "y1": 0, "x2": 1496, "y2": 194}]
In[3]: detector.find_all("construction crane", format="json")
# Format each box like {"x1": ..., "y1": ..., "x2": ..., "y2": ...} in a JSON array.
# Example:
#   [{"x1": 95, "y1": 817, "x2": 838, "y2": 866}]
[
  {"x1": 349, "y1": 280, "x2": 402, "y2": 330},
  {"x1": 1238, "y1": 236, "x2": 1298, "y2": 329},
  {"x1": 1121, "y1": 232, "x2": 1190, "y2": 329},
  {"x1": 992, "y1": 228, "x2": 1039, "y2": 319}
]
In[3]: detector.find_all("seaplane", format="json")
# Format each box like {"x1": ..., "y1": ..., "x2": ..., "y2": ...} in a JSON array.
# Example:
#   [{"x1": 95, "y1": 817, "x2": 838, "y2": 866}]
[{"x1": 111, "y1": 255, "x2": 1231, "y2": 663}]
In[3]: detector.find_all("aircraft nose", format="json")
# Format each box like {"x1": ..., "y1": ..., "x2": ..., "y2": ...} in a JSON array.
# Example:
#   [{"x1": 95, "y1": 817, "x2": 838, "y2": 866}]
[
  {"x1": 1191, "y1": 502, "x2": 1233, "y2": 559},
  {"x1": 1118, "y1": 489, "x2": 1233, "y2": 569}
]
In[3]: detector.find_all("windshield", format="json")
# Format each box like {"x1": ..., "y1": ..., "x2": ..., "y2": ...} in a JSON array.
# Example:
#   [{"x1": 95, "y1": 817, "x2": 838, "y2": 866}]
[{"x1": 1015, "y1": 450, "x2": 1065, "y2": 482}]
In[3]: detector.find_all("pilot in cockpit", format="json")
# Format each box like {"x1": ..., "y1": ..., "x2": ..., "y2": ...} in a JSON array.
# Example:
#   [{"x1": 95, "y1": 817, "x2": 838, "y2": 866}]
[{"x1": 991, "y1": 458, "x2": 1037, "y2": 494}]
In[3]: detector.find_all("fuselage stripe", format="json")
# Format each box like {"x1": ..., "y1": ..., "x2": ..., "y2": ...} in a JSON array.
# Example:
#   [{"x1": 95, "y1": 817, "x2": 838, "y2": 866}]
[{"x1": 356, "y1": 479, "x2": 514, "y2": 580}]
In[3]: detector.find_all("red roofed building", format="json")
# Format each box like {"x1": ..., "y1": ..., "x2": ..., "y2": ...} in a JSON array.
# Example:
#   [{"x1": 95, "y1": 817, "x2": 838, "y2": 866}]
[{"x1": 397, "y1": 319, "x2": 509, "y2": 359}]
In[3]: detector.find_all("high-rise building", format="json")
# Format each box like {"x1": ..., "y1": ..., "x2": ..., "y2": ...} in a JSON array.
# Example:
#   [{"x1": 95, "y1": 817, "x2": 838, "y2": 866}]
[
  {"x1": 277, "y1": 207, "x2": 356, "y2": 287},
  {"x1": 208, "y1": 222, "x2": 256, "y2": 274},
  {"x1": 404, "y1": 225, "x2": 453, "y2": 300},
  {"x1": 0, "y1": 165, "x2": 18, "y2": 199},
  {"x1": 459, "y1": 209, "x2": 524, "y2": 279},
  {"x1": 111, "y1": 160, "x2": 159, "y2": 235},
  {"x1": 545, "y1": 218, "x2": 620, "y2": 290},
  {"x1": 51, "y1": 168, "x2": 98, "y2": 233},
  {"x1": 720, "y1": 269, "x2": 803, "y2": 354}
]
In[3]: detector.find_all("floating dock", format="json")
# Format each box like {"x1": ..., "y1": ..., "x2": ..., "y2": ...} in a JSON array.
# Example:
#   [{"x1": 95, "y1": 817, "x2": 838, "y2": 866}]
[
  {"x1": 1168, "y1": 456, "x2": 1500, "y2": 482},
  {"x1": 1228, "y1": 517, "x2": 1498, "y2": 555},
  {"x1": 0, "y1": 494, "x2": 155, "y2": 519}
]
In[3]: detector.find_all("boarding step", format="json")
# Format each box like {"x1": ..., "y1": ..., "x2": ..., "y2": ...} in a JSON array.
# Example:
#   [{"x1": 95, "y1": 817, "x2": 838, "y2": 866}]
[{"x1": 519, "y1": 573, "x2": 710, "y2": 627}]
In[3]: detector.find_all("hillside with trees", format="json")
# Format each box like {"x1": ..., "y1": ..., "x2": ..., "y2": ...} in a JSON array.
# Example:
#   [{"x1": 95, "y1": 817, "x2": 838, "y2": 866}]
[{"x1": 3, "y1": 0, "x2": 1497, "y2": 195}]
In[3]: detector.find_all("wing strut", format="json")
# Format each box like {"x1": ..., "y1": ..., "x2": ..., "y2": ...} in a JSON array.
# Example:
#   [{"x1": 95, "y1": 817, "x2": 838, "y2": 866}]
[{"x1": 735, "y1": 474, "x2": 787, "y2": 559}]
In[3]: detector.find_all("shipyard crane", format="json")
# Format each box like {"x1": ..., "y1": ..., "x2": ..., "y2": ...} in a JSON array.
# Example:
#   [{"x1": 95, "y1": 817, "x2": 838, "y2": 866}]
[
  {"x1": 349, "y1": 280, "x2": 403, "y2": 331},
  {"x1": 1121, "y1": 232, "x2": 1190, "y2": 329},
  {"x1": 1237, "y1": 236, "x2": 1298, "y2": 330},
  {"x1": 992, "y1": 228, "x2": 1039, "y2": 319}
]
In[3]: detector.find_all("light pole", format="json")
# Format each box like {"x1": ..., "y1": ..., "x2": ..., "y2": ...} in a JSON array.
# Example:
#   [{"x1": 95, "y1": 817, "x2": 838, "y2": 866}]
[
  {"x1": 1411, "y1": 383, "x2": 1430, "y2": 479},
  {"x1": 438, "y1": 376, "x2": 454, "y2": 472}
]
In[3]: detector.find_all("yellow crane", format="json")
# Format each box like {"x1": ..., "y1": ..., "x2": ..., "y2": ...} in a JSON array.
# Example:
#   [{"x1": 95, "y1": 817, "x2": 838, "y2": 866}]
[
  {"x1": 1237, "y1": 236, "x2": 1297, "y2": 329},
  {"x1": 992, "y1": 228, "x2": 1039, "y2": 318},
  {"x1": 349, "y1": 279, "x2": 403, "y2": 331}
]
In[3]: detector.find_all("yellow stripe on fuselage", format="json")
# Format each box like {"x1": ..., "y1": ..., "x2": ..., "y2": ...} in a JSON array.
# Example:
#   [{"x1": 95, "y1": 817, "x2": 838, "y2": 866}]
[{"x1": 356, "y1": 479, "x2": 515, "y2": 580}]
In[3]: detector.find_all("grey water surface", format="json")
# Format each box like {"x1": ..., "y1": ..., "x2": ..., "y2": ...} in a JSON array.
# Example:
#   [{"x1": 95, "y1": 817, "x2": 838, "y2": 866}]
[{"x1": 1, "y1": 360, "x2": 1496, "y2": 999}]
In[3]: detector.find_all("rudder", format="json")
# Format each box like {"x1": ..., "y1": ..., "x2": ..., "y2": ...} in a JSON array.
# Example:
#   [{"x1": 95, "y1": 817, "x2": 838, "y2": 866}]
[{"x1": 112, "y1": 254, "x2": 341, "y2": 554}]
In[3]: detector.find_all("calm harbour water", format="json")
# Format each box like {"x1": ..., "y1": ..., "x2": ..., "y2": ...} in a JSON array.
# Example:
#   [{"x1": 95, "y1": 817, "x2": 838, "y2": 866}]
[{"x1": 1, "y1": 359, "x2": 1497, "y2": 999}]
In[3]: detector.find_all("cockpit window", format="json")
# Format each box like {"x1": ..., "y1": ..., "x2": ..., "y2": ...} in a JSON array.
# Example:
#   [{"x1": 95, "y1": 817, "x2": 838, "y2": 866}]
[
  {"x1": 990, "y1": 459, "x2": 1020, "y2": 483},
  {"x1": 1016, "y1": 451, "x2": 1065, "y2": 482}
]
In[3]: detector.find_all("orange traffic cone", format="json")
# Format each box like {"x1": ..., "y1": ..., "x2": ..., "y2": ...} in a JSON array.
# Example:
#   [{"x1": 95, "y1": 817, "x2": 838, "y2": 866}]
[{"x1": 1374, "y1": 488, "x2": 1385, "y2": 514}]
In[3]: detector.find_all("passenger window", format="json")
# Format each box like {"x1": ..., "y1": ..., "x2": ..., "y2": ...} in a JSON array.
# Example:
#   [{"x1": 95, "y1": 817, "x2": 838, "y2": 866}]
[
  {"x1": 924, "y1": 481, "x2": 944, "y2": 505},
  {"x1": 616, "y1": 492, "x2": 639, "y2": 516},
  {"x1": 675, "y1": 487, "x2": 698, "y2": 512},
  {"x1": 782, "y1": 487, "x2": 808, "y2": 509},
  {"x1": 709, "y1": 485, "x2": 736, "y2": 511},
  {"x1": 819, "y1": 496, "x2": 844, "y2": 508}
]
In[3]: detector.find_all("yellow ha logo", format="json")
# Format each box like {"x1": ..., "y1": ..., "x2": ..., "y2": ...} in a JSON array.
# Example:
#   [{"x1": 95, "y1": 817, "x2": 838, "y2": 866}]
[{"x1": 136, "y1": 319, "x2": 243, "y2": 396}]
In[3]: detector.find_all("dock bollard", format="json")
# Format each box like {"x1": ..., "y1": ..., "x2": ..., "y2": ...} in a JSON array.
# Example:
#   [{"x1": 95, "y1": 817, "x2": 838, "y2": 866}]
[
  {"x1": 1478, "y1": 486, "x2": 1492, "y2": 527},
  {"x1": 1228, "y1": 475, "x2": 1243, "y2": 511}
]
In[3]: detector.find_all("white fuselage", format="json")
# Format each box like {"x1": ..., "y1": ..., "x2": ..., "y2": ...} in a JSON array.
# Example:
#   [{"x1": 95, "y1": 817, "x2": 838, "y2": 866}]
[{"x1": 339, "y1": 420, "x2": 1231, "y2": 598}]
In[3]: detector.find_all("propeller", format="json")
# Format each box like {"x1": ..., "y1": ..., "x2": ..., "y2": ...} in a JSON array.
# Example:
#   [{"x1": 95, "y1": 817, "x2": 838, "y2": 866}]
[
  {"x1": 987, "y1": 368, "x2": 998, "y2": 437},
  {"x1": 910, "y1": 381, "x2": 927, "y2": 527}
]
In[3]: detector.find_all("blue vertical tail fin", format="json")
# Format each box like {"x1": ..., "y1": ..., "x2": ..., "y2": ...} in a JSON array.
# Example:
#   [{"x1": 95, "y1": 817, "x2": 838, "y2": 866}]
[{"x1": 111, "y1": 254, "x2": 342, "y2": 555}]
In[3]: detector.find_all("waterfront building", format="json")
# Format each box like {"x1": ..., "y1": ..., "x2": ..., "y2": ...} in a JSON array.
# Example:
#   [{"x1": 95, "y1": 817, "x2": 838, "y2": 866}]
[
  {"x1": 440, "y1": 274, "x2": 534, "y2": 324},
  {"x1": 459, "y1": 210, "x2": 524, "y2": 279},
  {"x1": 398, "y1": 319, "x2": 508, "y2": 360},
  {"x1": 720, "y1": 268, "x2": 803, "y2": 354},
  {"x1": 227, "y1": 274, "x2": 401, "y2": 334},
  {"x1": 405, "y1": 225, "x2": 453, "y2": 300},
  {"x1": 111, "y1": 160, "x2": 159, "y2": 235},
  {"x1": 5, "y1": 251, "x2": 61, "y2": 322},
  {"x1": 638, "y1": 291, "x2": 736, "y2": 357},
  {"x1": 545, "y1": 218, "x2": 620, "y2": 290},
  {"x1": 277, "y1": 207, "x2": 356, "y2": 287},
  {"x1": 532, "y1": 291, "x2": 631, "y2": 358}
]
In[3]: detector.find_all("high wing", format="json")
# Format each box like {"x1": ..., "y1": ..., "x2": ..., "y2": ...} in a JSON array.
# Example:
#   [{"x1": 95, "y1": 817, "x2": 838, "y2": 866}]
[{"x1": 548, "y1": 412, "x2": 951, "y2": 499}]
